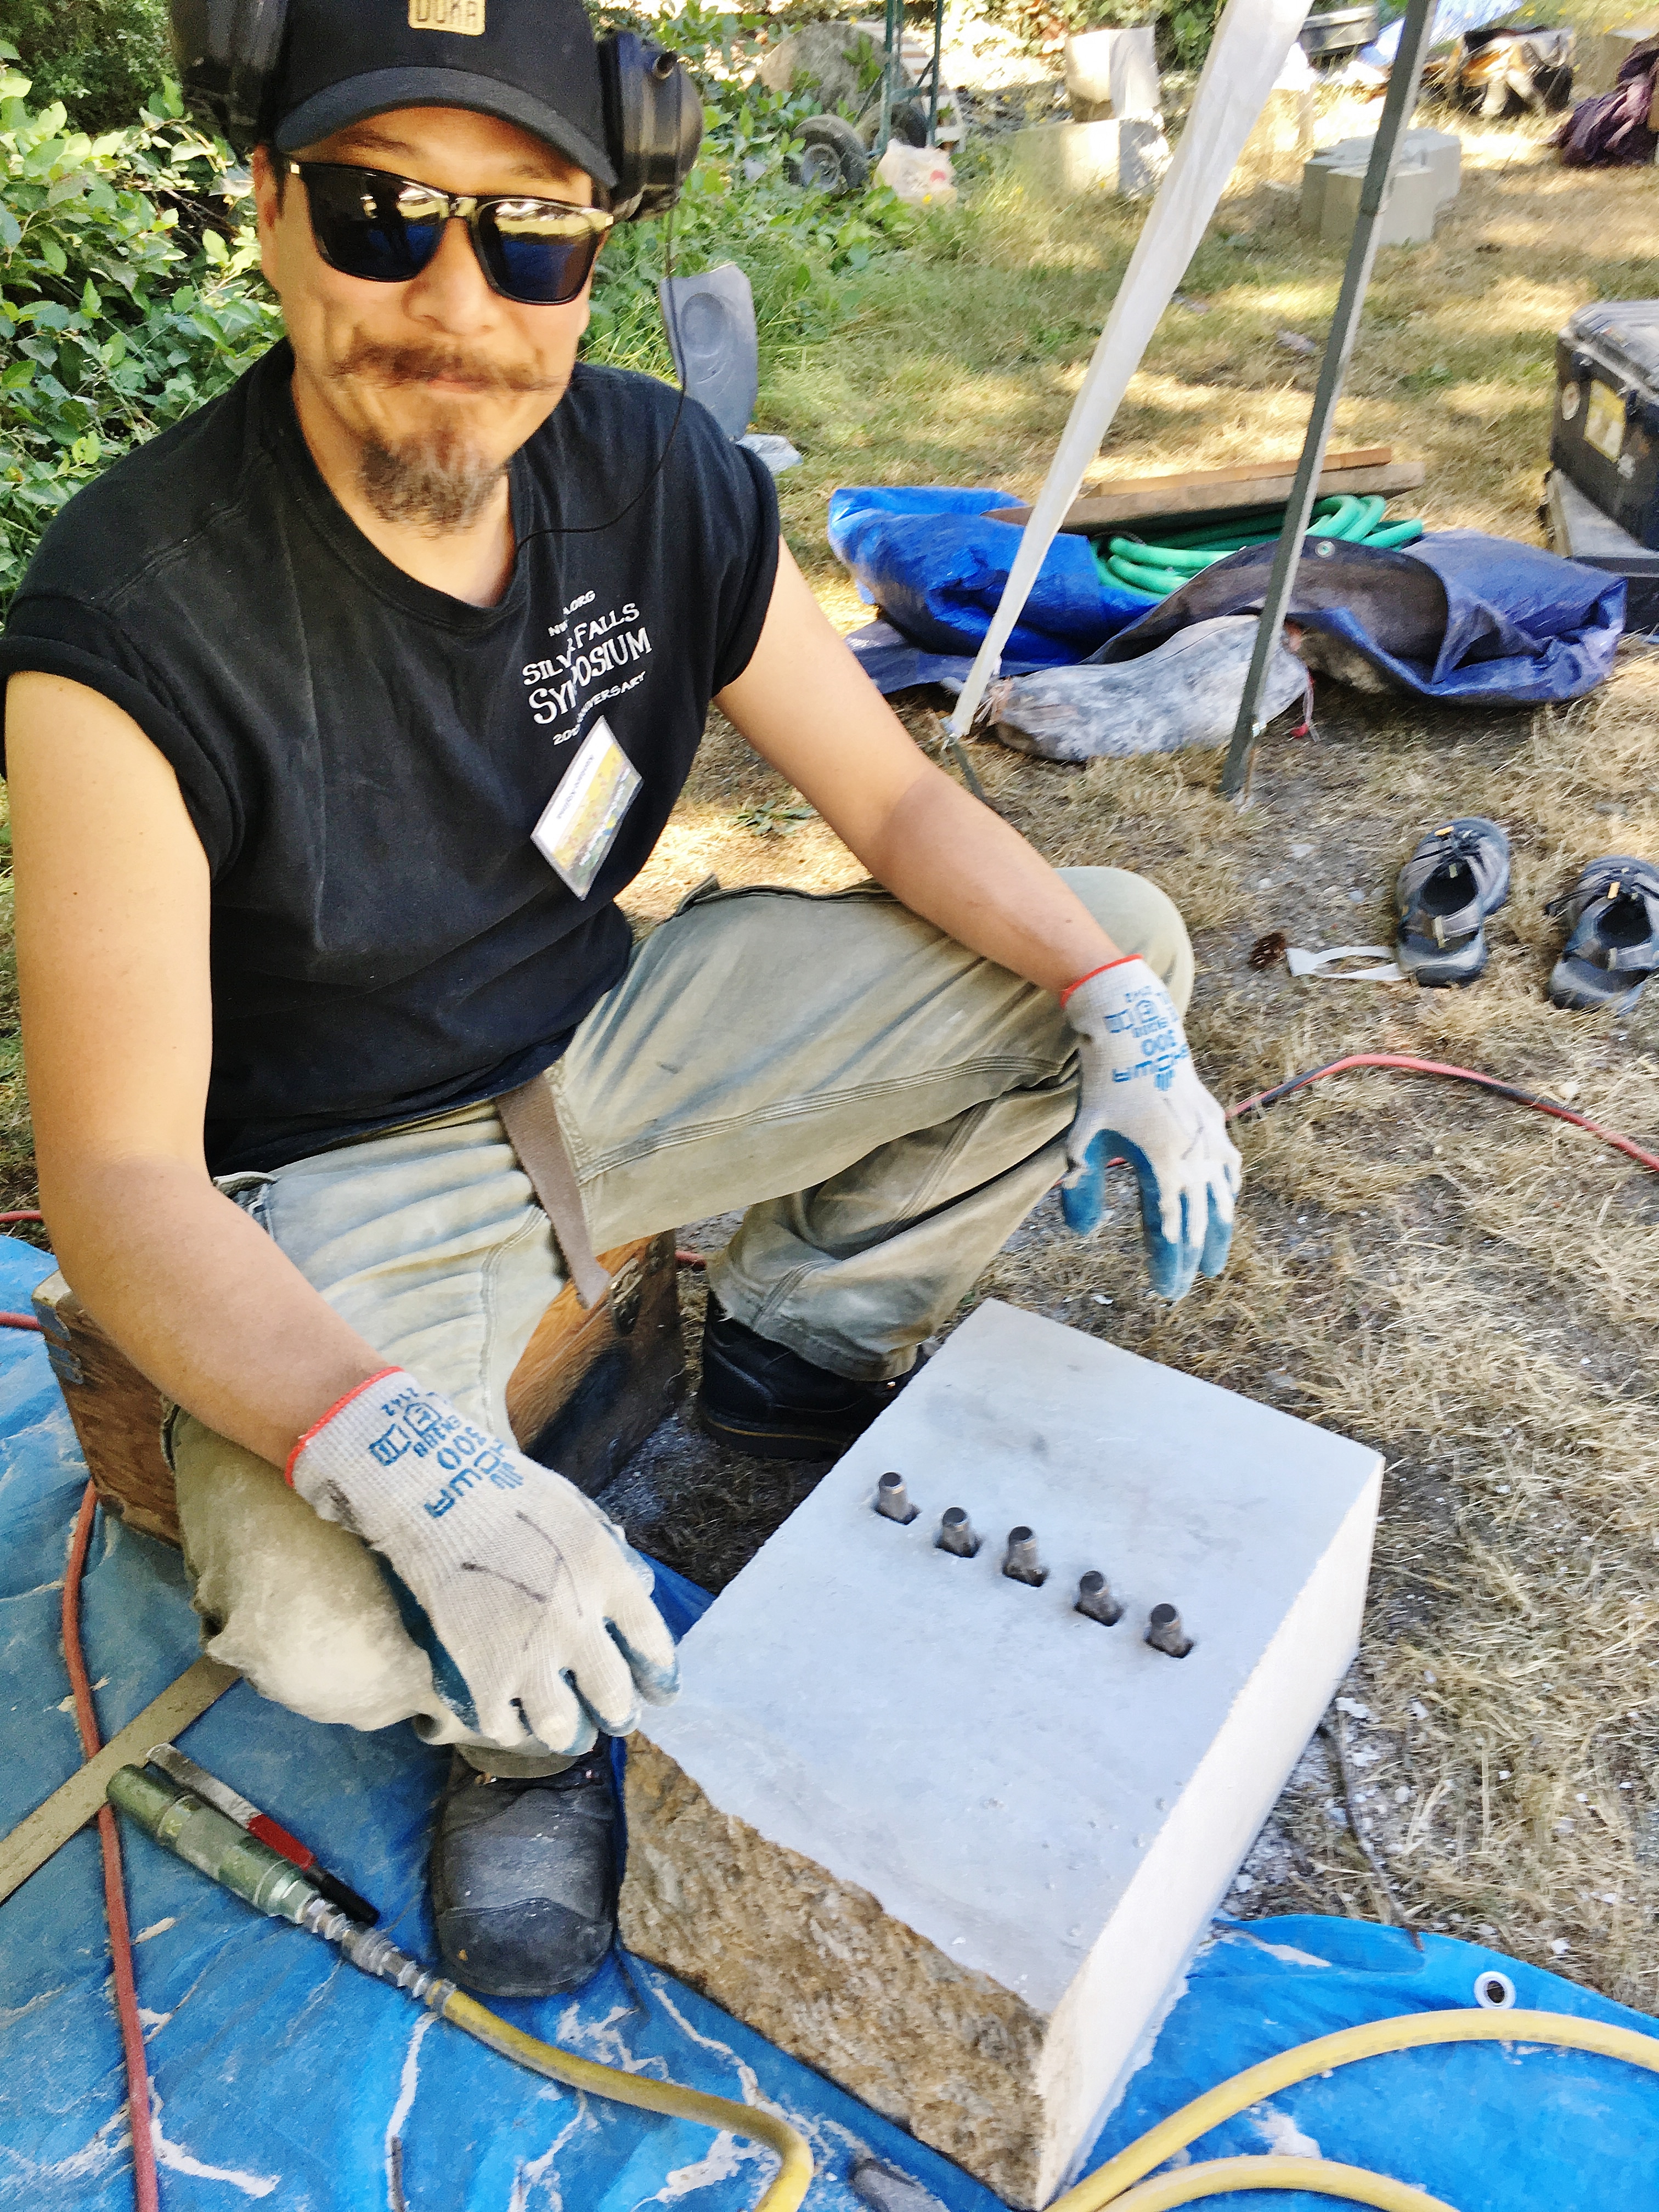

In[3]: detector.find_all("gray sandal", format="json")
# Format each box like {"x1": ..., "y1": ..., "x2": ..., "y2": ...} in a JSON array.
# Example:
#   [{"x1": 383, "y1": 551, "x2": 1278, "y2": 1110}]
[
  {"x1": 1395, "y1": 817, "x2": 1511, "y2": 988},
  {"x1": 1547, "y1": 856, "x2": 1659, "y2": 1011}
]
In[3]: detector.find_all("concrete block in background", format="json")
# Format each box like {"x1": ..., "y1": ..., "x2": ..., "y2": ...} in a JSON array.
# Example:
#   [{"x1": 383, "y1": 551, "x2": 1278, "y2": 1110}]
[
  {"x1": 619, "y1": 1300, "x2": 1381, "y2": 2209},
  {"x1": 1309, "y1": 123, "x2": 1462, "y2": 209},
  {"x1": 1012, "y1": 119, "x2": 1119, "y2": 198},
  {"x1": 1063, "y1": 24, "x2": 1160, "y2": 121},
  {"x1": 1011, "y1": 117, "x2": 1170, "y2": 202},
  {"x1": 1109, "y1": 23, "x2": 1161, "y2": 117},
  {"x1": 1227, "y1": 83, "x2": 1318, "y2": 190},
  {"x1": 1317, "y1": 154, "x2": 1441, "y2": 248}
]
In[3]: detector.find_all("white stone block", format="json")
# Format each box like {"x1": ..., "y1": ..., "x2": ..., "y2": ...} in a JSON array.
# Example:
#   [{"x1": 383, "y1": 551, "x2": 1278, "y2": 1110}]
[
  {"x1": 1577, "y1": 20, "x2": 1659, "y2": 97},
  {"x1": 1315, "y1": 154, "x2": 1440, "y2": 249},
  {"x1": 1304, "y1": 126, "x2": 1460, "y2": 227},
  {"x1": 1063, "y1": 26, "x2": 1160, "y2": 120},
  {"x1": 1011, "y1": 118, "x2": 1169, "y2": 204},
  {"x1": 1117, "y1": 115, "x2": 1170, "y2": 199},
  {"x1": 620, "y1": 1301, "x2": 1381, "y2": 2208},
  {"x1": 1338, "y1": 126, "x2": 1461, "y2": 206}
]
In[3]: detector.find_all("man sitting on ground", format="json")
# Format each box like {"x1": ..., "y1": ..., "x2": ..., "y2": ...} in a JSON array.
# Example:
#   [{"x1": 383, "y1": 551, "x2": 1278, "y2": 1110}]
[{"x1": 0, "y1": 0, "x2": 1240, "y2": 1997}]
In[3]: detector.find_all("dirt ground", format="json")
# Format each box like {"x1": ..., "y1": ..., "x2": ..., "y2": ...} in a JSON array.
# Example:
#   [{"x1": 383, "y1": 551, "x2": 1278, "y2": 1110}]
[
  {"x1": 0, "y1": 103, "x2": 1654, "y2": 2008},
  {"x1": 601, "y1": 115, "x2": 1659, "y2": 2010}
]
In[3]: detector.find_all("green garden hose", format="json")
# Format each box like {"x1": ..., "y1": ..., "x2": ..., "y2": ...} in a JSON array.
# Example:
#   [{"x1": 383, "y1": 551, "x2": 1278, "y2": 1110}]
[{"x1": 1098, "y1": 495, "x2": 1424, "y2": 600}]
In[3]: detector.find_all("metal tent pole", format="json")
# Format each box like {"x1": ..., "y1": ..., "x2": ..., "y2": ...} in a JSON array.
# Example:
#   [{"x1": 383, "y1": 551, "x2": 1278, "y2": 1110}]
[
  {"x1": 927, "y1": 0, "x2": 945, "y2": 145},
  {"x1": 1218, "y1": 0, "x2": 1441, "y2": 802},
  {"x1": 877, "y1": 0, "x2": 900, "y2": 157}
]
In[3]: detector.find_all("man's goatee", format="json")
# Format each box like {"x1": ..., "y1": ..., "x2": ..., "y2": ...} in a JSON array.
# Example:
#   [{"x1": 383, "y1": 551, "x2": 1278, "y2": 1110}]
[{"x1": 358, "y1": 435, "x2": 505, "y2": 533}]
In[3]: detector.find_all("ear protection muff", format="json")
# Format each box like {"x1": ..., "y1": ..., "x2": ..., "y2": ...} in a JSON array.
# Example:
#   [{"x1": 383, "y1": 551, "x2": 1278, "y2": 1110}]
[
  {"x1": 597, "y1": 31, "x2": 703, "y2": 221},
  {"x1": 168, "y1": 0, "x2": 703, "y2": 220}
]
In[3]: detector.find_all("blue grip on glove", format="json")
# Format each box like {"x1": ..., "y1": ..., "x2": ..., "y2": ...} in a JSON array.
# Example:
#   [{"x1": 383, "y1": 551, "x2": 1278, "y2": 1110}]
[{"x1": 1061, "y1": 1130, "x2": 1235, "y2": 1301}]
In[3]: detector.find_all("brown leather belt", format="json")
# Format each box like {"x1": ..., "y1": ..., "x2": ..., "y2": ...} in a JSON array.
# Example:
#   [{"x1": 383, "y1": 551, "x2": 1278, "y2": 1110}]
[{"x1": 496, "y1": 1075, "x2": 612, "y2": 1311}]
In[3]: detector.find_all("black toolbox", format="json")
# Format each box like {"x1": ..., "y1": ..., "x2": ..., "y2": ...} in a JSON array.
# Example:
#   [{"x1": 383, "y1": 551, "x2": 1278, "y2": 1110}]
[{"x1": 1552, "y1": 300, "x2": 1659, "y2": 550}]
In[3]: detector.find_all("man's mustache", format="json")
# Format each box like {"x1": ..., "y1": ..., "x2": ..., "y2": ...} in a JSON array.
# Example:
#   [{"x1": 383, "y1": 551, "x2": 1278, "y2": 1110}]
[{"x1": 328, "y1": 340, "x2": 565, "y2": 394}]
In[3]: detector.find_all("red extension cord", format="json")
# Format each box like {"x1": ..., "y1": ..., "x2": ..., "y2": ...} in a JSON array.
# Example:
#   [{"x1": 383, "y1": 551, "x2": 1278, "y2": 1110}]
[
  {"x1": 4, "y1": 1053, "x2": 1655, "y2": 2212},
  {"x1": 1228, "y1": 1052, "x2": 1659, "y2": 1173},
  {"x1": 63, "y1": 1481, "x2": 160, "y2": 2212}
]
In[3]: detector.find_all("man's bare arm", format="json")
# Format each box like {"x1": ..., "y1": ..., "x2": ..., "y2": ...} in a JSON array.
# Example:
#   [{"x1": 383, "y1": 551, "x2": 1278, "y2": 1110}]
[
  {"x1": 715, "y1": 545, "x2": 1121, "y2": 996},
  {"x1": 8, "y1": 673, "x2": 386, "y2": 1466}
]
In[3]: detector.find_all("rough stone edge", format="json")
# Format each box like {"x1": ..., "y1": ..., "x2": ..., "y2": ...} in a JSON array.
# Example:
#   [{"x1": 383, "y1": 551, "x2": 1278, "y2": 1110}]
[{"x1": 619, "y1": 1734, "x2": 1054, "y2": 2208}]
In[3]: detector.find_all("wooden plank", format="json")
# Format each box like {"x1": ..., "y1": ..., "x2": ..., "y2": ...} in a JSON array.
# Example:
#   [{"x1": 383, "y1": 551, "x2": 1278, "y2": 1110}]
[
  {"x1": 507, "y1": 1232, "x2": 686, "y2": 1499},
  {"x1": 0, "y1": 1656, "x2": 239, "y2": 1905},
  {"x1": 34, "y1": 1271, "x2": 178, "y2": 1545},
  {"x1": 33, "y1": 1230, "x2": 687, "y2": 1547},
  {"x1": 989, "y1": 456, "x2": 1425, "y2": 534},
  {"x1": 1068, "y1": 445, "x2": 1393, "y2": 500}
]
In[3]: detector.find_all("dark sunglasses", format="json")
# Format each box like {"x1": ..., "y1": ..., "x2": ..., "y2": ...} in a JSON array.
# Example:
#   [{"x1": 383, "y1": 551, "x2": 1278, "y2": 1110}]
[{"x1": 290, "y1": 162, "x2": 614, "y2": 307}]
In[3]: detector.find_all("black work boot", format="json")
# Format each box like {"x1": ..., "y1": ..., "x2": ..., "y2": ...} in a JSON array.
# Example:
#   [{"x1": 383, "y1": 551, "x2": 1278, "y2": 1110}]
[
  {"x1": 696, "y1": 1296, "x2": 921, "y2": 1460},
  {"x1": 430, "y1": 1750, "x2": 617, "y2": 1997}
]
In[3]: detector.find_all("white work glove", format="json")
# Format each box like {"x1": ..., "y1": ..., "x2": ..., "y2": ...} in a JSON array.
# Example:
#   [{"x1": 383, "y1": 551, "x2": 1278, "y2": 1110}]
[
  {"x1": 1059, "y1": 956, "x2": 1242, "y2": 1301},
  {"x1": 289, "y1": 1370, "x2": 679, "y2": 1754}
]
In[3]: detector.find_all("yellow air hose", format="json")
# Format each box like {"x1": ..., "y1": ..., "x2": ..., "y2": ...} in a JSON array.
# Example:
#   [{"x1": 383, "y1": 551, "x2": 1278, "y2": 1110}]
[
  {"x1": 105, "y1": 1763, "x2": 814, "y2": 2212},
  {"x1": 108, "y1": 1767, "x2": 1659, "y2": 2212},
  {"x1": 442, "y1": 1986, "x2": 814, "y2": 2212},
  {"x1": 1051, "y1": 2007, "x2": 1659, "y2": 2210},
  {"x1": 1096, "y1": 2157, "x2": 1452, "y2": 2210}
]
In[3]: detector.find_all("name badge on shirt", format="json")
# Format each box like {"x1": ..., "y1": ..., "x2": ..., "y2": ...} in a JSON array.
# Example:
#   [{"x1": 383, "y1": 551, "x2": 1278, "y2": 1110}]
[{"x1": 531, "y1": 716, "x2": 642, "y2": 900}]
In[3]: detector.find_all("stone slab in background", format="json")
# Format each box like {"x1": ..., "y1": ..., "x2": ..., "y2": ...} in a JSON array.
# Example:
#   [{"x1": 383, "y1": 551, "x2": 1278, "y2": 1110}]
[
  {"x1": 1301, "y1": 125, "x2": 1462, "y2": 228},
  {"x1": 1575, "y1": 18, "x2": 1659, "y2": 95},
  {"x1": 1010, "y1": 117, "x2": 1170, "y2": 201},
  {"x1": 619, "y1": 1300, "x2": 1381, "y2": 2207},
  {"x1": 1062, "y1": 26, "x2": 1160, "y2": 121},
  {"x1": 1316, "y1": 154, "x2": 1442, "y2": 249}
]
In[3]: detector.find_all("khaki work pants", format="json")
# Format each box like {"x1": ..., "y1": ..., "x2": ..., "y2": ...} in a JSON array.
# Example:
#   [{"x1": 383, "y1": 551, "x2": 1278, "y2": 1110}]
[{"x1": 173, "y1": 870, "x2": 1192, "y2": 1760}]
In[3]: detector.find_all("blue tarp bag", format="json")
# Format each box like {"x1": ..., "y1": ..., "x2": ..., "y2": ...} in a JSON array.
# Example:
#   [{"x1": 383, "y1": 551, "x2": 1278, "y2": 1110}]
[
  {"x1": 1091, "y1": 529, "x2": 1625, "y2": 705},
  {"x1": 827, "y1": 485, "x2": 1153, "y2": 669}
]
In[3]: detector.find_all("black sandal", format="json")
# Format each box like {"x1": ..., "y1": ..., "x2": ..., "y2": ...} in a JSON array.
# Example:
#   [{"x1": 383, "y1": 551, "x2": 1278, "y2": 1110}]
[
  {"x1": 1395, "y1": 817, "x2": 1511, "y2": 988},
  {"x1": 1547, "y1": 856, "x2": 1659, "y2": 1011}
]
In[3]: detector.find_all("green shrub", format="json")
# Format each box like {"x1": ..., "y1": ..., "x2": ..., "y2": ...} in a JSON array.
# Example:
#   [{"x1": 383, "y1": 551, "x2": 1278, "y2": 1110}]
[
  {"x1": 0, "y1": 51, "x2": 279, "y2": 605},
  {"x1": 0, "y1": 0, "x2": 171, "y2": 136}
]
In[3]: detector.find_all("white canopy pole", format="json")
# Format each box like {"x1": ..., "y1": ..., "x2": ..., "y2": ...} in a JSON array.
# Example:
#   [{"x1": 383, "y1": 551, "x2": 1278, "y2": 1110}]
[{"x1": 947, "y1": 0, "x2": 1313, "y2": 742}]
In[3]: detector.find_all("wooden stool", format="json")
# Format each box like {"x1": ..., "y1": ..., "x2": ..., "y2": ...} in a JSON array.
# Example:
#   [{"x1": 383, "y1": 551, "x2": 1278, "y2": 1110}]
[{"x1": 31, "y1": 1232, "x2": 685, "y2": 1550}]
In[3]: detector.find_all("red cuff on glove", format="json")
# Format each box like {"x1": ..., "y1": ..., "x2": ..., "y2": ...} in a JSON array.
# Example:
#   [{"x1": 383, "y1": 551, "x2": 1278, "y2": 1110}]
[
  {"x1": 1059, "y1": 955, "x2": 1138, "y2": 1006},
  {"x1": 284, "y1": 1368, "x2": 402, "y2": 1485}
]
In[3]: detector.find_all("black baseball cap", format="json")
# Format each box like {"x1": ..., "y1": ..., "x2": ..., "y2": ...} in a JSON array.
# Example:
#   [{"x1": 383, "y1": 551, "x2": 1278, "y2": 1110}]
[{"x1": 273, "y1": 0, "x2": 617, "y2": 189}]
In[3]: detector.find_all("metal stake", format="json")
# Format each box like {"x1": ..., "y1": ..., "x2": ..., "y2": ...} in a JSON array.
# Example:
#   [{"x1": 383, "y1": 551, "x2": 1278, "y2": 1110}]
[
  {"x1": 927, "y1": 0, "x2": 945, "y2": 147},
  {"x1": 1220, "y1": 0, "x2": 1440, "y2": 803},
  {"x1": 1002, "y1": 1526, "x2": 1047, "y2": 1586},
  {"x1": 876, "y1": 0, "x2": 900, "y2": 159},
  {"x1": 936, "y1": 1506, "x2": 980, "y2": 1557}
]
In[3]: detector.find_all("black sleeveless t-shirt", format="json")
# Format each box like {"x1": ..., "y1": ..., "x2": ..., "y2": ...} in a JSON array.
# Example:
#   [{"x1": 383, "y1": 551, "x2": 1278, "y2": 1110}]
[{"x1": 0, "y1": 344, "x2": 779, "y2": 1172}]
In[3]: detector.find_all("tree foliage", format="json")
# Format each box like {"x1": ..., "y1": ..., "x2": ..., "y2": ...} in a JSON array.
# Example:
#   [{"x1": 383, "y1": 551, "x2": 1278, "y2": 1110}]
[
  {"x1": 0, "y1": 0, "x2": 171, "y2": 136},
  {"x1": 0, "y1": 52, "x2": 279, "y2": 603}
]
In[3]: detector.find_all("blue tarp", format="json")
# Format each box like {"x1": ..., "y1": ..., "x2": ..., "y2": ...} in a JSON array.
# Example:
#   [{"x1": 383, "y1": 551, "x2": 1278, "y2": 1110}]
[
  {"x1": 832, "y1": 483, "x2": 1625, "y2": 706},
  {"x1": 3, "y1": 1231, "x2": 1657, "y2": 2209},
  {"x1": 827, "y1": 487, "x2": 1155, "y2": 669}
]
